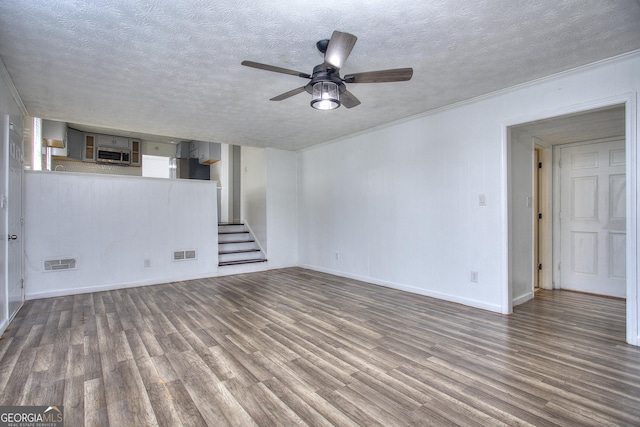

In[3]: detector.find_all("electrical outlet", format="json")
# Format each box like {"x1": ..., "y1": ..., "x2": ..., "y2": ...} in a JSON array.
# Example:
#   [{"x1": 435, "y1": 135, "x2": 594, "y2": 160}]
[
  {"x1": 470, "y1": 271, "x2": 478, "y2": 282},
  {"x1": 479, "y1": 194, "x2": 487, "y2": 206},
  {"x1": 335, "y1": 252, "x2": 340, "y2": 260},
  {"x1": 144, "y1": 259, "x2": 151, "y2": 268}
]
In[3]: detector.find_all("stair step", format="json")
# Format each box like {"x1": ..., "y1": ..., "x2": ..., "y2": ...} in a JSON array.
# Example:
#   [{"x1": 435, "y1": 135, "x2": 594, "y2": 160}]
[
  {"x1": 219, "y1": 233, "x2": 254, "y2": 243},
  {"x1": 218, "y1": 239, "x2": 255, "y2": 244},
  {"x1": 218, "y1": 224, "x2": 246, "y2": 233},
  {"x1": 219, "y1": 241, "x2": 259, "y2": 252},
  {"x1": 219, "y1": 258, "x2": 267, "y2": 267},
  {"x1": 219, "y1": 248, "x2": 261, "y2": 255},
  {"x1": 219, "y1": 250, "x2": 265, "y2": 263}
]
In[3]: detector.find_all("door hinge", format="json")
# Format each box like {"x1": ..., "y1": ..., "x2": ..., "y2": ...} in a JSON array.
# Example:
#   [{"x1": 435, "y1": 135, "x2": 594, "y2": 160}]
[
  {"x1": 538, "y1": 263, "x2": 542, "y2": 271},
  {"x1": 558, "y1": 262, "x2": 561, "y2": 270},
  {"x1": 21, "y1": 279, "x2": 24, "y2": 289},
  {"x1": 20, "y1": 217, "x2": 24, "y2": 226},
  {"x1": 559, "y1": 158, "x2": 562, "y2": 168},
  {"x1": 538, "y1": 212, "x2": 542, "y2": 219}
]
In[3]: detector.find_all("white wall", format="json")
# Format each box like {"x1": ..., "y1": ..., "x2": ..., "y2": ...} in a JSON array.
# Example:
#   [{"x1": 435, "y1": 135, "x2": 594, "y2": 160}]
[
  {"x1": 24, "y1": 171, "x2": 218, "y2": 298},
  {"x1": 239, "y1": 146, "x2": 298, "y2": 269},
  {"x1": 241, "y1": 146, "x2": 267, "y2": 250},
  {"x1": 298, "y1": 52, "x2": 640, "y2": 323},
  {"x1": 266, "y1": 148, "x2": 298, "y2": 268},
  {"x1": 142, "y1": 141, "x2": 176, "y2": 157},
  {"x1": 298, "y1": 108, "x2": 503, "y2": 311}
]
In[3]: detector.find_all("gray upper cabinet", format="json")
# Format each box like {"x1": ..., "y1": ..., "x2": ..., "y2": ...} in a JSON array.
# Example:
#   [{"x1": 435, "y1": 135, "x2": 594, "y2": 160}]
[
  {"x1": 190, "y1": 141, "x2": 221, "y2": 165},
  {"x1": 67, "y1": 128, "x2": 83, "y2": 160},
  {"x1": 97, "y1": 135, "x2": 130, "y2": 149}
]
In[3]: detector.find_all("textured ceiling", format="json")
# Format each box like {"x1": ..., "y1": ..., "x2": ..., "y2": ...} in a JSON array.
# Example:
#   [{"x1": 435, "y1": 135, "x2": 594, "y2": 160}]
[
  {"x1": 513, "y1": 106, "x2": 626, "y2": 145},
  {"x1": 1, "y1": 1, "x2": 639, "y2": 151}
]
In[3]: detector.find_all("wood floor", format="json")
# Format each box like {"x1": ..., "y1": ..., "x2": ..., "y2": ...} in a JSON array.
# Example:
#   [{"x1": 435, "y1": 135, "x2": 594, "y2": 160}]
[{"x1": 1, "y1": 268, "x2": 639, "y2": 426}]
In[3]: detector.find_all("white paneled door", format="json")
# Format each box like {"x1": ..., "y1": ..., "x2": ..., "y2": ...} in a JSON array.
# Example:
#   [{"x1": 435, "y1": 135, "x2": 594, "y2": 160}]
[
  {"x1": 560, "y1": 139, "x2": 626, "y2": 297},
  {"x1": 7, "y1": 117, "x2": 23, "y2": 319}
]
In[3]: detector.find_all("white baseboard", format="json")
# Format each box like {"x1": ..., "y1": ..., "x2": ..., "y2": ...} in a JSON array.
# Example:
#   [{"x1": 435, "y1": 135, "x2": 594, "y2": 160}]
[
  {"x1": 25, "y1": 262, "x2": 502, "y2": 314},
  {"x1": 299, "y1": 264, "x2": 502, "y2": 313},
  {"x1": 25, "y1": 270, "x2": 220, "y2": 300},
  {"x1": 513, "y1": 291, "x2": 534, "y2": 307},
  {"x1": 0, "y1": 318, "x2": 9, "y2": 336}
]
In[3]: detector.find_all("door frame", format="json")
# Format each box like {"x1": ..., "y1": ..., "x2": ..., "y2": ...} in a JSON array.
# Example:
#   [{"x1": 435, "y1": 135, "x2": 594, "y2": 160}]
[
  {"x1": 502, "y1": 93, "x2": 638, "y2": 346},
  {"x1": 2, "y1": 115, "x2": 25, "y2": 329},
  {"x1": 534, "y1": 139, "x2": 553, "y2": 291}
]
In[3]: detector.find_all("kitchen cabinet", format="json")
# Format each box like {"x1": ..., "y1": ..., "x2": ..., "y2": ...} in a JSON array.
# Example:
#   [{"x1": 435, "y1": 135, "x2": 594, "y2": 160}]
[
  {"x1": 189, "y1": 141, "x2": 199, "y2": 159},
  {"x1": 42, "y1": 119, "x2": 67, "y2": 150},
  {"x1": 198, "y1": 141, "x2": 220, "y2": 165},
  {"x1": 190, "y1": 141, "x2": 221, "y2": 165},
  {"x1": 83, "y1": 134, "x2": 96, "y2": 161},
  {"x1": 130, "y1": 139, "x2": 141, "y2": 166},
  {"x1": 176, "y1": 141, "x2": 190, "y2": 159},
  {"x1": 98, "y1": 135, "x2": 129, "y2": 149},
  {"x1": 67, "y1": 128, "x2": 83, "y2": 160}
]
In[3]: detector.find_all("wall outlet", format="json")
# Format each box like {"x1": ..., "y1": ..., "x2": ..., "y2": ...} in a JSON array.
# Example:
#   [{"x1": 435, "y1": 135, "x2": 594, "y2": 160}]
[
  {"x1": 479, "y1": 194, "x2": 487, "y2": 206},
  {"x1": 144, "y1": 259, "x2": 151, "y2": 268},
  {"x1": 335, "y1": 252, "x2": 340, "y2": 260},
  {"x1": 470, "y1": 271, "x2": 479, "y2": 282}
]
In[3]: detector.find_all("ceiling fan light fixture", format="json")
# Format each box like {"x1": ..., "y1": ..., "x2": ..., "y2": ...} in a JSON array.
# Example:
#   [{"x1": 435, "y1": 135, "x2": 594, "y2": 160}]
[{"x1": 311, "y1": 81, "x2": 340, "y2": 110}]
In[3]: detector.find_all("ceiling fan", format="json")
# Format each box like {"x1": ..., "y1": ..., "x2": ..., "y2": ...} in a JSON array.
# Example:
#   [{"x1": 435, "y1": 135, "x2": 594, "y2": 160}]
[{"x1": 241, "y1": 31, "x2": 413, "y2": 110}]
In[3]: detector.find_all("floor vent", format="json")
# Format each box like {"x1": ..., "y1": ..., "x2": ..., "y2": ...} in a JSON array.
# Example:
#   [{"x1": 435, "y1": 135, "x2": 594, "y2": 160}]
[
  {"x1": 174, "y1": 250, "x2": 197, "y2": 261},
  {"x1": 44, "y1": 258, "x2": 77, "y2": 271}
]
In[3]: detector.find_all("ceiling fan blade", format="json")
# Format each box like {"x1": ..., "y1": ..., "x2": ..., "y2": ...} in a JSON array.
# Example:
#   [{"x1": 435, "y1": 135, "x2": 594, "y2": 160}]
[
  {"x1": 340, "y1": 90, "x2": 361, "y2": 109},
  {"x1": 324, "y1": 31, "x2": 357, "y2": 70},
  {"x1": 241, "y1": 61, "x2": 311, "y2": 79},
  {"x1": 344, "y1": 68, "x2": 413, "y2": 83},
  {"x1": 270, "y1": 86, "x2": 307, "y2": 101}
]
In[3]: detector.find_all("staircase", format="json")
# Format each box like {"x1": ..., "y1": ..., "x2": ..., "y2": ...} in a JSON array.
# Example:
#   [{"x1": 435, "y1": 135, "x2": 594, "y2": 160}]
[{"x1": 218, "y1": 223, "x2": 267, "y2": 267}]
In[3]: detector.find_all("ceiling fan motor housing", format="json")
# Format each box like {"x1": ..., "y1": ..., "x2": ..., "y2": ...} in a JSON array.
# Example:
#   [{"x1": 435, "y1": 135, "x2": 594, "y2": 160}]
[
  {"x1": 316, "y1": 39, "x2": 330, "y2": 54},
  {"x1": 305, "y1": 64, "x2": 347, "y2": 94}
]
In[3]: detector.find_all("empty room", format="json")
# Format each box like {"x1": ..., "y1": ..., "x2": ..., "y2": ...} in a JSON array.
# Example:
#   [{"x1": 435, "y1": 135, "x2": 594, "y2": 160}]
[{"x1": 1, "y1": 1, "x2": 640, "y2": 425}]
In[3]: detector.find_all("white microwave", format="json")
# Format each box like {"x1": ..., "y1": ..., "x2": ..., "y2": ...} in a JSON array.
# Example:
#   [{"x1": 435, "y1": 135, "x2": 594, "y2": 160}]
[{"x1": 96, "y1": 146, "x2": 131, "y2": 165}]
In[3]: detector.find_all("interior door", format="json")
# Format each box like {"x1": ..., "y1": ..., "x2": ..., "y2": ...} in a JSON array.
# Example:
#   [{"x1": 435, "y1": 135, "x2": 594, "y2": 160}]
[
  {"x1": 7, "y1": 117, "x2": 23, "y2": 319},
  {"x1": 560, "y1": 139, "x2": 626, "y2": 297}
]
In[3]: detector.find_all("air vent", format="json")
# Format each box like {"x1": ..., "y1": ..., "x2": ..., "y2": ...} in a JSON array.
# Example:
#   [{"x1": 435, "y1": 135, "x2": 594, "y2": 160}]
[
  {"x1": 44, "y1": 258, "x2": 77, "y2": 271},
  {"x1": 173, "y1": 250, "x2": 197, "y2": 261}
]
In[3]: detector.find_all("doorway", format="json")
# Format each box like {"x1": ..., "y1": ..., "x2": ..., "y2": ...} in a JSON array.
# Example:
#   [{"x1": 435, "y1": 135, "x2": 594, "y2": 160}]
[{"x1": 506, "y1": 102, "x2": 634, "y2": 343}]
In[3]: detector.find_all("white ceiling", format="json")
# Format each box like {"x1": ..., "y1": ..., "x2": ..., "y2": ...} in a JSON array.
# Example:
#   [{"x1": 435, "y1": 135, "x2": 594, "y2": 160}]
[
  {"x1": 513, "y1": 105, "x2": 626, "y2": 145},
  {"x1": 1, "y1": 1, "x2": 639, "y2": 151}
]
